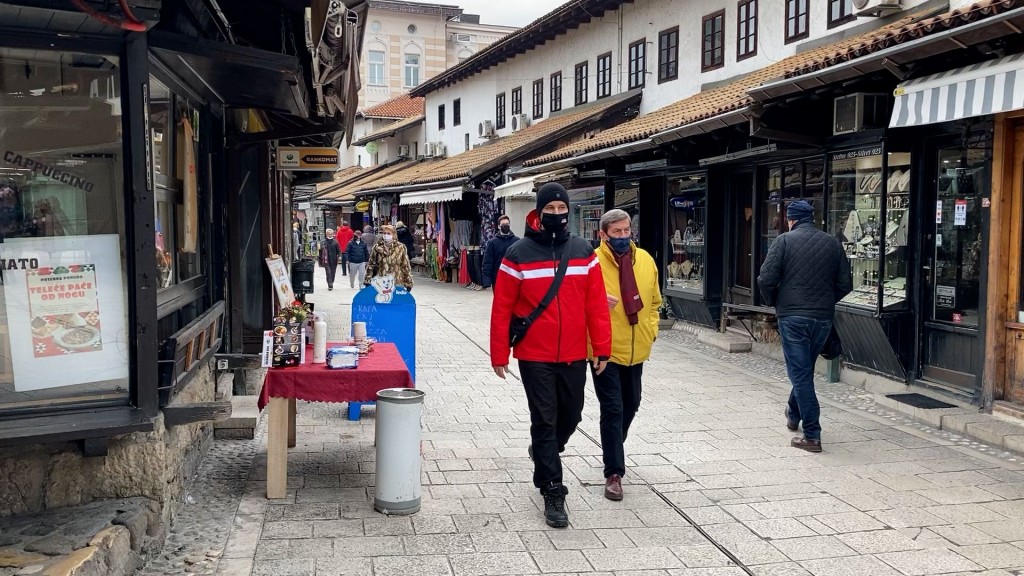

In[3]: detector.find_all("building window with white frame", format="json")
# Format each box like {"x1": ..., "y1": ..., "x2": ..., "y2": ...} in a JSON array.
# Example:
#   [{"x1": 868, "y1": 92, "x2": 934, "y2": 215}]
[
  {"x1": 628, "y1": 39, "x2": 646, "y2": 90},
  {"x1": 596, "y1": 52, "x2": 612, "y2": 99},
  {"x1": 737, "y1": 0, "x2": 757, "y2": 61},
  {"x1": 701, "y1": 10, "x2": 725, "y2": 72},
  {"x1": 658, "y1": 27, "x2": 679, "y2": 83},
  {"x1": 404, "y1": 53, "x2": 420, "y2": 87},
  {"x1": 368, "y1": 50, "x2": 385, "y2": 85}
]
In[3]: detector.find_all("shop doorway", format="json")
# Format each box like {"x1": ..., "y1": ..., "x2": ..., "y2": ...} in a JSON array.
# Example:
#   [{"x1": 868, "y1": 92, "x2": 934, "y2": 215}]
[
  {"x1": 729, "y1": 171, "x2": 755, "y2": 304},
  {"x1": 919, "y1": 144, "x2": 988, "y2": 394}
]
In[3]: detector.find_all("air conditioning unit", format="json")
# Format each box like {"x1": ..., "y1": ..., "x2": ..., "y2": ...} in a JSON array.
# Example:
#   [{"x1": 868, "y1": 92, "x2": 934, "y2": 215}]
[
  {"x1": 478, "y1": 120, "x2": 495, "y2": 139},
  {"x1": 511, "y1": 114, "x2": 530, "y2": 132},
  {"x1": 852, "y1": 0, "x2": 903, "y2": 17},
  {"x1": 423, "y1": 143, "x2": 436, "y2": 158},
  {"x1": 433, "y1": 142, "x2": 447, "y2": 158},
  {"x1": 397, "y1": 144, "x2": 410, "y2": 158},
  {"x1": 833, "y1": 93, "x2": 888, "y2": 135}
]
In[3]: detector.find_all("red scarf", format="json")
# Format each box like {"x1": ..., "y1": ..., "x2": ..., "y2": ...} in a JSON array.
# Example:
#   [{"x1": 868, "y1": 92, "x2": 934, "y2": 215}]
[{"x1": 615, "y1": 250, "x2": 644, "y2": 325}]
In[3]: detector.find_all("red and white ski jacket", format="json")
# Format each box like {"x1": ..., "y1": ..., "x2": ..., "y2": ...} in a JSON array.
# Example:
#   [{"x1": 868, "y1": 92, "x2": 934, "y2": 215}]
[{"x1": 489, "y1": 210, "x2": 611, "y2": 366}]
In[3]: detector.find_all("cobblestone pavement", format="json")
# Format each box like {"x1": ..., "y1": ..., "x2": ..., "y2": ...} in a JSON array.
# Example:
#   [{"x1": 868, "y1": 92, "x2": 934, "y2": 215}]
[{"x1": 154, "y1": 270, "x2": 1024, "y2": 576}]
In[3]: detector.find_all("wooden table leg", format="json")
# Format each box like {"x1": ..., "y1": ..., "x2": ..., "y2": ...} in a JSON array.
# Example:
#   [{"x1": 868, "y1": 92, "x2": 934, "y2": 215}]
[
  {"x1": 288, "y1": 398, "x2": 297, "y2": 448},
  {"x1": 267, "y1": 397, "x2": 289, "y2": 499}
]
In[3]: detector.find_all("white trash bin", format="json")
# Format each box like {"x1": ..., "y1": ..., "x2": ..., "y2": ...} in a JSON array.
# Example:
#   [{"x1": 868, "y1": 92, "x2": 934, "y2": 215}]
[{"x1": 374, "y1": 388, "x2": 425, "y2": 515}]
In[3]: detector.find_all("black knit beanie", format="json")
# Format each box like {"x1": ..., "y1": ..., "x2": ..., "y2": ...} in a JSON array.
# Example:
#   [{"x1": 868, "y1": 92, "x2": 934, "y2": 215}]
[{"x1": 536, "y1": 182, "x2": 569, "y2": 211}]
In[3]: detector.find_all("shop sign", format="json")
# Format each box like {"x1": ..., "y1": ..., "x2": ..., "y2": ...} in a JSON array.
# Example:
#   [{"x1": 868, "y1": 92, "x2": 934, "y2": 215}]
[
  {"x1": 954, "y1": 199, "x2": 967, "y2": 226},
  {"x1": 936, "y1": 200, "x2": 943, "y2": 224},
  {"x1": 830, "y1": 146, "x2": 883, "y2": 162},
  {"x1": 297, "y1": 202, "x2": 312, "y2": 210},
  {"x1": 355, "y1": 200, "x2": 371, "y2": 212},
  {"x1": 0, "y1": 235, "x2": 129, "y2": 391},
  {"x1": 2, "y1": 151, "x2": 95, "y2": 192},
  {"x1": 265, "y1": 255, "x2": 295, "y2": 308},
  {"x1": 670, "y1": 197, "x2": 696, "y2": 209},
  {"x1": 936, "y1": 285, "x2": 956, "y2": 309},
  {"x1": 278, "y1": 147, "x2": 340, "y2": 171}
]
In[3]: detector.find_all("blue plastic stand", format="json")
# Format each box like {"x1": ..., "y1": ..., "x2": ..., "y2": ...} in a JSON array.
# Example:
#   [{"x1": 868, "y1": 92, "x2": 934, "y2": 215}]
[{"x1": 346, "y1": 281, "x2": 416, "y2": 420}]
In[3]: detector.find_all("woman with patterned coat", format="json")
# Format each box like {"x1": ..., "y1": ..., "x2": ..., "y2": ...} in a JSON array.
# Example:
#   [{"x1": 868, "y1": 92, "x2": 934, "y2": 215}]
[{"x1": 364, "y1": 224, "x2": 414, "y2": 290}]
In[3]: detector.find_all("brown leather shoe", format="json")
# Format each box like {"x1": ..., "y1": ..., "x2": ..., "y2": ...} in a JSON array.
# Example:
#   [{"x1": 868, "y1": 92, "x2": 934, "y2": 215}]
[
  {"x1": 604, "y1": 474, "x2": 623, "y2": 501},
  {"x1": 791, "y1": 437, "x2": 822, "y2": 453},
  {"x1": 785, "y1": 410, "x2": 798, "y2": 432}
]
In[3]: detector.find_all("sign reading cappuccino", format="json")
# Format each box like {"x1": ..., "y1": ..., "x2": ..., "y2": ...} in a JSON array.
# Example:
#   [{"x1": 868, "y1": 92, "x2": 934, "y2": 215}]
[{"x1": 277, "y1": 147, "x2": 340, "y2": 171}]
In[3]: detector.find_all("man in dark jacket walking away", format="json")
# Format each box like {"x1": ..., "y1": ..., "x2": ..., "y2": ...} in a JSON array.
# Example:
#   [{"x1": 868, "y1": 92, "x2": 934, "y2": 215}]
[
  {"x1": 481, "y1": 214, "x2": 518, "y2": 289},
  {"x1": 396, "y1": 221, "x2": 416, "y2": 259},
  {"x1": 757, "y1": 200, "x2": 852, "y2": 453},
  {"x1": 336, "y1": 224, "x2": 354, "y2": 276},
  {"x1": 320, "y1": 228, "x2": 342, "y2": 291},
  {"x1": 345, "y1": 229, "x2": 370, "y2": 289},
  {"x1": 490, "y1": 183, "x2": 612, "y2": 528}
]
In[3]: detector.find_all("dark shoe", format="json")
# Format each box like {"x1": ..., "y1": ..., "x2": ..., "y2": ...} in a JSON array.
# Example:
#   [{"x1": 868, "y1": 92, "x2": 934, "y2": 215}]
[
  {"x1": 791, "y1": 437, "x2": 822, "y2": 453},
  {"x1": 785, "y1": 410, "x2": 798, "y2": 432},
  {"x1": 541, "y1": 484, "x2": 569, "y2": 528},
  {"x1": 604, "y1": 475, "x2": 623, "y2": 501}
]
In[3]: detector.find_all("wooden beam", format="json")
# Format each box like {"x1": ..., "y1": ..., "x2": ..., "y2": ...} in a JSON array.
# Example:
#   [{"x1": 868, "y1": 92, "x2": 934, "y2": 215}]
[{"x1": 163, "y1": 401, "x2": 233, "y2": 427}]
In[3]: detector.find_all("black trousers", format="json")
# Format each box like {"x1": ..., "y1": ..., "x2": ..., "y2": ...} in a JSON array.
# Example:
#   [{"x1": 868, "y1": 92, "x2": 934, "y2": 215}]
[
  {"x1": 592, "y1": 362, "x2": 644, "y2": 478},
  {"x1": 324, "y1": 262, "x2": 338, "y2": 287},
  {"x1": 519, "y1": 360, "x2": 587, "y2": 488},
  {"x1": 340, "y1": 254, "x2": 349, "y2": 276}
]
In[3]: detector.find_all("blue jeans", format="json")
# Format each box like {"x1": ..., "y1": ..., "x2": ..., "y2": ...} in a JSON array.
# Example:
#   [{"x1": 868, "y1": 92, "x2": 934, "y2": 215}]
[{"x1": 777, "y1": 316, "x2": 833, "y2": 441}]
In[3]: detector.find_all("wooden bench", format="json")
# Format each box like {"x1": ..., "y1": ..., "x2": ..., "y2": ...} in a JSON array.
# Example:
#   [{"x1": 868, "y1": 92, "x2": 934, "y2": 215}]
[{"x1": 720, "y1": 303, "x2": 776, "y2": 342}]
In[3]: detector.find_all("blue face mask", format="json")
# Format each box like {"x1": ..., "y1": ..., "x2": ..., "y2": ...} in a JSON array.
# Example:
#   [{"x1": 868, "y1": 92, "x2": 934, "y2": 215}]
[{"x1": 607, "y1": 237, "x2": 631, "y2": 254}]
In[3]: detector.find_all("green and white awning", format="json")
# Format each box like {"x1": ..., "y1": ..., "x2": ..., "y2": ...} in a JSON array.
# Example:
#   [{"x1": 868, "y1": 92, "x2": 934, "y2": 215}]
[{"x1": 890, "y1": 53, "x2": 1024, "y2": 128}]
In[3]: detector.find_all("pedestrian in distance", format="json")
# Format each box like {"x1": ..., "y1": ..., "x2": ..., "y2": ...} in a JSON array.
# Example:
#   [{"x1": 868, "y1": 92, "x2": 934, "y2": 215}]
[
  {"x1": 362, "y1": 225, "x2": 377, "y2": 251},
  {"x1": 481, "y1": 214, "x2": 519, "y2": 289},
  {"x1": 396, "y1": 221, "x2": 416, "y2": 258},
  {"x1": 364, "y1": 224, "x2": 414, "y2": 291},
  {"x1": 757, "y1": 200, "x2": 852, "y2": 453},
  {"x1": 319, "y1": 228, "x2": 342, "y2": 291},
  {"x1": 489, "y1": 182, "x2": 612, "y2": 528},
  {"x1": 336, "y1": 223, "x2": 354, "y2": 276},
  {"x1": 345, "y1": 228, "x2": 370, "y2": 289},
  {"x1": 591, "y1": 209, "x2": 662, "y2": 500}
]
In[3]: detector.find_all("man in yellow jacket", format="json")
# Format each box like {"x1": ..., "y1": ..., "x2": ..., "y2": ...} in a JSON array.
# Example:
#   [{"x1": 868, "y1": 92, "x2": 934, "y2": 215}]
[{"x1": 592, "y1": 209, "x2": 662, "y2": 501}]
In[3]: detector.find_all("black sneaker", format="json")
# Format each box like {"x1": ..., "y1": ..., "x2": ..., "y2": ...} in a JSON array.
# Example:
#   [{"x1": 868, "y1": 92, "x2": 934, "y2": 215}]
[{"x1": 541, "y1": 484, "x2": 569, "y2": 528}]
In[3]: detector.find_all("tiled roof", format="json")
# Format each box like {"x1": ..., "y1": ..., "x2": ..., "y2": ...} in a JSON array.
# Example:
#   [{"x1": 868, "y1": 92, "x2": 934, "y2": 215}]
[
  {"x1": 526, "y1": 0, "x2": 1024, "y2": 167},
  {"x1": 320, "y1": 160, "x2": 417, "y2": 200},
  {"x1": 361, "y1": 94, "x2": 425, "y2": 119},
  {"x1": 352, "y1": 91, "x2": 641, "y2": 194},
  {"x1": 315, "y1": 166, "x2": 365, "y2": 195},
  {"x1": 351, "y1": 115, "x2": 425, "y2": 147}
]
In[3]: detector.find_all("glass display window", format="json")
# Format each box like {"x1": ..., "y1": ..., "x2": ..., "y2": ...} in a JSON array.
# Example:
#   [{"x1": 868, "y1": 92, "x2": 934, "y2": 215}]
[
  {"x1": 613, "y1": 184, "x2": 640, "y2": 243},
  {"x1": 828, "y1": 146, "x2": 910, "y2": 311},
  {"x1": 568, "y1": 185, "x2": 604, "y2": 246},
  {"x1": 760, "y1": 159, "x2": 824, "y2": 274},
  {"x1": 666, "y1": 173, "x2": 706, "y2": 295},
  {"x1": 0, "y1": 48, "x2": 129, "y2": 408}
]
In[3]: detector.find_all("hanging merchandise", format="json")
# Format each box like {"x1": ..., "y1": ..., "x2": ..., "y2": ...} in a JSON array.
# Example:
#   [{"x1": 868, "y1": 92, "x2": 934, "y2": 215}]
[{"x1": 478, "y1": 192, "x2": 499, "y2": 244}]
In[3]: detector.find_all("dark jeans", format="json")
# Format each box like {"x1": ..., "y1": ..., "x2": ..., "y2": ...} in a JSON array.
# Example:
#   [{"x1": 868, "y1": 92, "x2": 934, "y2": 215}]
[
  {"x1": 324, "y1": 262, "x2": 338, "y2": 287},
  {"x1": 592, "y1": 362, "x2": 643, "y2": 478},
  {"x1": 777, "y1": 316, "x2": 833, "y2": 441},
  {"x1": 340, "y1": 254, "x2": 348, "y2": 276},
  {"x1": 518, "y1": 360, "x2": 586, "y2": 488}
]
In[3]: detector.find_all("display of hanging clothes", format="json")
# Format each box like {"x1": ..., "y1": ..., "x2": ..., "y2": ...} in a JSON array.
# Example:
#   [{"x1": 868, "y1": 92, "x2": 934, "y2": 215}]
[
  {"x1": 436, "y1": 204, "x2": 448, "y2": 282},
  {"x1": 458, "y1": 248, "x2": 470, "y2": 286},
  {"x1": 450, "y1": 220, "x2": 473, "y2": 253},
  {"x1": 478, "y1": 193, "x2": 499, "y2": 244}
]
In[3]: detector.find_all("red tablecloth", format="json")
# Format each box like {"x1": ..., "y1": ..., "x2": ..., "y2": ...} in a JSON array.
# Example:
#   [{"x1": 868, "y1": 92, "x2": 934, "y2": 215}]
[{"x1": 258, "y1": 342, "x2": 412, "y2": 410}]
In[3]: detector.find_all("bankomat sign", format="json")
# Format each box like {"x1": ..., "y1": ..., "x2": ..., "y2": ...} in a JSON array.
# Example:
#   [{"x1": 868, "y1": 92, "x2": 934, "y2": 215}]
[{"x1": 277, "y1": 147, "x2": 339, "y2": 171}]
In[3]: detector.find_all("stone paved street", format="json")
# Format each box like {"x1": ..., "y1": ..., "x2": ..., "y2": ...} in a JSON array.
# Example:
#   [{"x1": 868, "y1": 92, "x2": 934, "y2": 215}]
[{"x1": 151, "y1": 270, "x2": 1024, "y2": 576}]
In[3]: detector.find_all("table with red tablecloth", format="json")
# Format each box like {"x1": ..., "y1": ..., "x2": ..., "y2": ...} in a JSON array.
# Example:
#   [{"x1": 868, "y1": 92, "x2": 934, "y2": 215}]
[{"x1": 259, "y1": 342, "x2": 412, "y2": 498}]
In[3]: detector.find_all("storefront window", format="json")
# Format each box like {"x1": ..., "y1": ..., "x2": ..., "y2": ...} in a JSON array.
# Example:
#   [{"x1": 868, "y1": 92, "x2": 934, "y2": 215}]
[
  {"x1": 828, "y1": 146, "x2": 910, "y2": 310},
  {"x1": 931, "y1": 147, "x2": 987, "y2": 327},
  {"x1": 613, "y1": 185, "x2": 640, "y2": 242},
  {"x1": 0, "y1": 48, "x2": 129, "y2": 409},
  {"x1": 666, "y1": 173, "x2": 706, "y2": 294},
  {"x1": 569, "y1": 185, "x2": 604, "y2": 246},
  {"x1": 151, "y1": 77, "x2": 202, "y2": 293}
]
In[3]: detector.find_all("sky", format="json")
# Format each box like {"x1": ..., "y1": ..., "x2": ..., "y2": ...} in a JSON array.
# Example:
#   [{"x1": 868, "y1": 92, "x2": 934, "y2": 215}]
[{"x1": 450, "y1": 0, "x2": 555, "y2": 27}]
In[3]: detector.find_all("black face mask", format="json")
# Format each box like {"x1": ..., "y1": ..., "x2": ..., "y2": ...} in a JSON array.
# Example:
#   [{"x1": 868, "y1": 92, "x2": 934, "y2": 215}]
[
  {"x1": 499, "y1": 224, "x2": 511, "y2": 234},
  {"x1": 540, "y1": 212, "x2": 568, "y2": 232}
]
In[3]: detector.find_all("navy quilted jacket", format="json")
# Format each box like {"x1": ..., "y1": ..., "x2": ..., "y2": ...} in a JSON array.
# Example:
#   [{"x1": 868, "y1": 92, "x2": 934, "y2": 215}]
[{"x1": 757, "y1": 221, "x2": 853, "y2": 319}]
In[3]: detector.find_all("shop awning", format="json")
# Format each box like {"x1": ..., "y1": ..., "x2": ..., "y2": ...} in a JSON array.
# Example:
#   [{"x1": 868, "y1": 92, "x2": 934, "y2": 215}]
[
  {"x1": 399, "y1": 187, "x2": 464, "y2": 206},
  {"x1": 890, "y1": 52, "x2": 1024, "y2": 128},
  {"x1": 494, "y1": 177, "x2": 537, "y2": 199},
  {"x1": 150, "y1": 31, "x2": 309, "y2": 117}
]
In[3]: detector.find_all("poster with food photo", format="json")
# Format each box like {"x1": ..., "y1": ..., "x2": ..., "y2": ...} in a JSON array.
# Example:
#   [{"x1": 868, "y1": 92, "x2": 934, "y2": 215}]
[
  {"x1": 1, "y1": 234, "x2": 129, "y2": 391},
  {"x1": 27, "y1": 264, "x2": 102, "y2": 357}
]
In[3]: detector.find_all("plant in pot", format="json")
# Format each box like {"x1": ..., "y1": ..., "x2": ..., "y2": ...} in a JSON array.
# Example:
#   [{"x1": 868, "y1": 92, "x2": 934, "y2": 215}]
[{"x1": 657, "y1": 301, "x2": 674, "y2": 330}]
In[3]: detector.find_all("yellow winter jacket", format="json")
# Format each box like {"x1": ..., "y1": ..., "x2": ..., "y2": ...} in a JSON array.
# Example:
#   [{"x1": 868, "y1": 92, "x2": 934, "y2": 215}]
[{"x1": 592, "y1": 241, "x2": 663, "y2": 366}]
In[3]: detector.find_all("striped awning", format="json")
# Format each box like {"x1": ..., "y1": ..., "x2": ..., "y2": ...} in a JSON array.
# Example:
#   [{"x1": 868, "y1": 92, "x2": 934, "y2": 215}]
[
  {"x1": 494, "y1": 176, "x2": 537, "y2": 199},
  {"x1": 398, "y1": 187, "x2": 463, "y2": 206},
  {"x1": 890, "y1": 53, "x2": 1024, "y2": 128}
]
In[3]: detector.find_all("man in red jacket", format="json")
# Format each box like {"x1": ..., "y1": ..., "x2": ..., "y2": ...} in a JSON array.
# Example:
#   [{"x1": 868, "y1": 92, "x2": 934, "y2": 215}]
[
  {"x1": 490, "y1": 182, "x2": 611, "y2": 528},
  {"x1": 336, "y1": 223, "x2": 355, "y2": 276}
]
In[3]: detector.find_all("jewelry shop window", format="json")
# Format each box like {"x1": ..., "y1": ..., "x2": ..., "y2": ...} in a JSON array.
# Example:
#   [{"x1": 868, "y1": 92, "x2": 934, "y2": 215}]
[
  {"x1": 666, "y1": 173, "x2": 707, "y2": 295},
  {"x1": 0, "y1": 48, "x2": 130, "y2": 410},
  {"x1": 828, "y1": 147, "x2": 911, "y2": 311},
  {"x1": 568, "y1": 185, "x2": 605, "y2": 246},
  {"x1": 761, "y1": 158, "x2": 824, "y2": 271}
]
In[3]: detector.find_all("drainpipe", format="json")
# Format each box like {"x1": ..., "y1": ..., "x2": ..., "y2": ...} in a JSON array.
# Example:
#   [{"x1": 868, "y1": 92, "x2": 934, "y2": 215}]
[{"x1": 617, "y1": 5, "x2": 624, "y2": 94}]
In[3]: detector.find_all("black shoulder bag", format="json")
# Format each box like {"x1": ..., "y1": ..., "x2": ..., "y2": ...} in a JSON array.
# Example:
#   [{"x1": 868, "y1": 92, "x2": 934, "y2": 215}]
[{"x1": 509, "y1": 245, "x2": 571, "y2": 347}]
